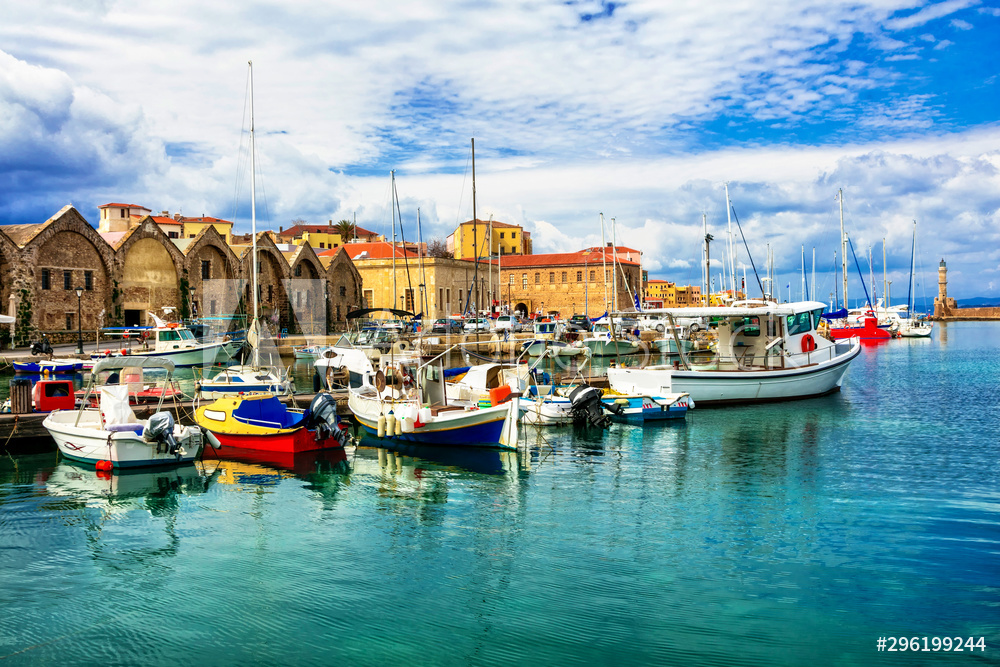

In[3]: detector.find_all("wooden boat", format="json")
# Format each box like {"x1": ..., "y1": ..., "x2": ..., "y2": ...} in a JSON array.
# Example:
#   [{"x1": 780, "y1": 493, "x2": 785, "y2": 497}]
[
  {"x1": 195, "y1": 393, "x2": 349, "y2": 454},
  {"x1": 43, "y1": 357, "x2": 204, "y2": 468},
  {"x1": 13, "y1": 359, "x2": 81, "y2": 373}
]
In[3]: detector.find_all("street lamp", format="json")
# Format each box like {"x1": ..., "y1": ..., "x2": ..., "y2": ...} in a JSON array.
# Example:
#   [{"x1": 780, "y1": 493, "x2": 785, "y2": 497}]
[
  {"x1": 189, "y1": 286, "x2": 196, "y2": 320},
  {"x1": 74, "y1": 286, "x2": 84, "y2": 354}
]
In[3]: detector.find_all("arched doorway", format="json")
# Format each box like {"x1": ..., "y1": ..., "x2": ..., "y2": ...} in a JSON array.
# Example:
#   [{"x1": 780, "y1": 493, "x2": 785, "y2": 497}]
[
  {"x1": 121, "y1": 238, "x2": 180, "y2": 326},
  {"x1": 515, "y1": 302, "x2": 528, "y2": 318}
]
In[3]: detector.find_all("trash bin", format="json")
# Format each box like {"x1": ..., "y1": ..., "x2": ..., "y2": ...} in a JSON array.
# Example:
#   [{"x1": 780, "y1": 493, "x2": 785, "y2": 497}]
[{"x1": 9, "y1": 378, "x2": 32, "y2": 414}]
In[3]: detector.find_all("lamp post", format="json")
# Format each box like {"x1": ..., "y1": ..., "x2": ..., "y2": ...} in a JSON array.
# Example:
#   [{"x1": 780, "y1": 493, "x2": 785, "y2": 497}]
[
  {"x1": 189, "y1": 286, "x2": 196, "y2": 320},
  {"x1": 74, "y1": 286, "x2": 84, "y2": 354}
]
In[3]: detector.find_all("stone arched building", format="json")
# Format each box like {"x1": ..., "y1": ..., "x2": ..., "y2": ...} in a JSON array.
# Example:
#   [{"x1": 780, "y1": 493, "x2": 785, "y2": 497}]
[{"x1": 1, "y1": 205, "x2": 363, "y2": 347}]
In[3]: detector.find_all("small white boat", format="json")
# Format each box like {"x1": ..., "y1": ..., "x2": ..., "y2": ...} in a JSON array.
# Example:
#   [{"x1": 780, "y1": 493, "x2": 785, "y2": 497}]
[
  {"x1": 196, "y1": 364, "x2": 290, "y2": 400},
  {"x1": 580, "y1": 317, "x2": 641, "y2": 356},
  {"x1": 92, "y1": 312, "x2": 237, "y2": 367},
  {"x1": 43, "y1": 357, "x2": 204, "y2": 468},
  {"x1": 292, "y1": 345, "x2": 324, "y2": 359}
]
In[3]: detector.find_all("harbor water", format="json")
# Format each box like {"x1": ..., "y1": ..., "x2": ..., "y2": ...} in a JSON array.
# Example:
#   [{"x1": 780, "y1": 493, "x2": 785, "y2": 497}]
[{"x1": 1, "y1": 322, "x2": 998, "y2": 665}]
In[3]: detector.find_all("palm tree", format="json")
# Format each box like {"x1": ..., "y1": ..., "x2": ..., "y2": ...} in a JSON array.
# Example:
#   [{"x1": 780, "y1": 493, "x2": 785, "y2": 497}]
[{"x1": 334, "y1": 219, "x2": 355, "y2": 243}]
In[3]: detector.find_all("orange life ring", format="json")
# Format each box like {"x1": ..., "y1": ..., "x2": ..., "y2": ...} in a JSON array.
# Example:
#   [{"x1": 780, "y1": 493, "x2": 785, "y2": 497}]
[{"x1": 801, "y1": 333, "x2": 816, "y2": 353}]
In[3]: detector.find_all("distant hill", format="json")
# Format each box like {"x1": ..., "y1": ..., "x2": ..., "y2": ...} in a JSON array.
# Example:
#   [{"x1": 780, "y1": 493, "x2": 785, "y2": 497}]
[{"x1": 956, "y1": 297, "x2": 1000, "y2": 307}]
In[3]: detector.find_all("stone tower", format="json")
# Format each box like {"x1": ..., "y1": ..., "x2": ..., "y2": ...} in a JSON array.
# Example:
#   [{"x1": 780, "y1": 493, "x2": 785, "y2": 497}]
[{"x1": 933, "y1": 258, "x2": 957, "y2": 318}]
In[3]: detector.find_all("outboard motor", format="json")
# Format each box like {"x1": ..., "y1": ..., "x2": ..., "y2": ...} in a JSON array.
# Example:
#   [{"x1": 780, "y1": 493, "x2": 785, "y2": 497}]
[
  {"x1": 568, "y1": 385, "x2": 619, "y2": 429},
  {"x1": 30, "y1": 337, "x2": 54, "y2": 357},
  {"x1": 307, "y1": 393, "x2": 349, "y2": 445},
  {"x1": 144, "y1": 411, "x2": 180, "y2": 456}
]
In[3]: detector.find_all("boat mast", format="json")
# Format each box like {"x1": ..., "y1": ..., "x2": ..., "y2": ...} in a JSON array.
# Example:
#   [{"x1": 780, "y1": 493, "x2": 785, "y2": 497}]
[
  {"x1": 611, "y1": 217, "x2": 618, "y2": 313},
  {"x1": 249, "y1": 60, "x2": 260, "y2": 369},
  {"x1": 488, "y1": 217, "x2": 493, "y2": 315},
  {"x1": 811, "y1": 247, "x2": 816, "y2": 303},
  {"x1": 838, "y1": 189, "x2": 848, "y2": 310},
  {"x1": 725, "y1": 182, "x2": 736, "y2": 297},
  {"x1": 702, "y1": 213, "x2": 711, "y2": 306},
  {"x1": 417, "y1": 207, "x2": 428, "y2": 317},
  {"x1": 391, "y1": 170, "x2": 398, "y2": 311},
  {"x1": 801, "y1": 245, "x2": 805, "y2": 301},
  {"x1": 882, "y1": 238, "x2": 888, "y2": 309},
  {"x1": 470, "y1": 138, "x2": 478, "y2": 315},
  {"x1": 908, "y1": 221, "x2": 916, "y2": 315},
  {"x1": 600, "y1": 213, "x2": 608, "y2": 309}
]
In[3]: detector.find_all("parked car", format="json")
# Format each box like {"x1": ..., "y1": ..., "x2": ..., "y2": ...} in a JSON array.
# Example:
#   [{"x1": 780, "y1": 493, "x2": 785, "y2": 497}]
[
  {"x1": 464, "y1": 317, "x2": 492, "y2": 332},
  {"x1": 493, "y1": 315, "x2": 525, "y2": 333},
  {"x1": 430, "y1": 318, "x2": 464, "y2": 334},
  {"x1": 566, "y1": 314, "x2": 592, "y2": 333}
]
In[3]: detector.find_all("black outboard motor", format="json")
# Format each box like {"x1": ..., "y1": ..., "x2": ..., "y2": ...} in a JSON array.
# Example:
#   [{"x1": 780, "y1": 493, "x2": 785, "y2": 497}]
[
  {"x1": 144, "y1": 411, "x2": 180, "y2": 456},
  {"x1": 30, "y1": 336, "x2": 53, "y2": 357},
  {"x1": 307, "y1": 393, "x2": 349, "y2": 445},
  {"x1": 568, "y1": 385, "x2": 620, "y2": 429}
]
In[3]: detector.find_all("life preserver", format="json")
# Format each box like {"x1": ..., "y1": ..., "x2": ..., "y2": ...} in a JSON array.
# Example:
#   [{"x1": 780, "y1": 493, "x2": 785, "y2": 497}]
[{"x1": 801, "y1": 333, "x2": 816, "y2": 353}]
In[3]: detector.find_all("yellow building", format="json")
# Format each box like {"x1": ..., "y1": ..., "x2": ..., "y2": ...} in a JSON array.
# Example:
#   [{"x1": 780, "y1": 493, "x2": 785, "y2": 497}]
[
  {"x1": 644, "y1": 280, "x2": 702, "y2": 307},
  {"x1": 277, "y1": 222, "x2": 383, "y2": 251},
  {"x1": 446, "y1": 219, "x2": 531, "y2": 260},
  {"x1": 180, "y1": 215, "x2": 235, "y2": 242}
]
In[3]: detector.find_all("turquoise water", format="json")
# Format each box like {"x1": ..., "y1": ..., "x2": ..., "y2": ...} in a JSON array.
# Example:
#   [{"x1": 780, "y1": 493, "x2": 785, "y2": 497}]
[{"x1": 1, "y1": 322, "x2": 998, "y2": 665}]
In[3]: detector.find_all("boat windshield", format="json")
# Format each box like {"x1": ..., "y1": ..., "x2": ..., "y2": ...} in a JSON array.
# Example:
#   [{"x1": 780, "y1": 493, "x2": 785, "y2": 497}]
[{"x1": 786, "y1": 312, "x2": 813, "y2": 336}]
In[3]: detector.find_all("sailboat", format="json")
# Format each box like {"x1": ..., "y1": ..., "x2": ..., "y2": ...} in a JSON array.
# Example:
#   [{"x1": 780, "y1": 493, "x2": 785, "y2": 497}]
[
  {"x1": 896, "y1": 221, "x2": 934, "y2": 338},
  {"x1": 194, "y1": 62, "x2": 346, "y2": 454},
  {"x1": 196, "y1": 62, "x2": 290, "y2": 400}
]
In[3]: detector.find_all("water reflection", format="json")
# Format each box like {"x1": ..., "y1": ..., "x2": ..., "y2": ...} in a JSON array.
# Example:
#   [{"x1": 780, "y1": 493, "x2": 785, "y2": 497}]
[{"x1": 356, "y1": 441, "x2": 523, "y2": 477}]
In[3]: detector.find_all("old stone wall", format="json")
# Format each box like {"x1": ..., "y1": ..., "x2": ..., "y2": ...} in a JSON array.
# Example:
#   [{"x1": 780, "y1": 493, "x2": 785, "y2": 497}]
[{"x1": 932, "y1": 305, "x2": 1000, "y2": 320}]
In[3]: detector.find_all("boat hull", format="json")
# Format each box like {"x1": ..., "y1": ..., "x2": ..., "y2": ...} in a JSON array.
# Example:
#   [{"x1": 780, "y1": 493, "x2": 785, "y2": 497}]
[
  {"x1": 44, "y1": 410, "x2": 202, "y2": 468},
  {"x1": 209, "y1": 428, "x2": 343, "y2": 454},
  {"x1": 603, "y1": 395, "x2": 689, "y2": 423},
  {"x1": 582, "y1": 339, "x2": 640, "y2": 356},
  {"x1": 14, "y1": 361, "x2": 80, "y2": 373},
  {"x1": 92, "y1": 340, "x2": 232, "y2": 367},
  {"x1": 609, "y1": 341, "x2": 861, "y2": 406}
]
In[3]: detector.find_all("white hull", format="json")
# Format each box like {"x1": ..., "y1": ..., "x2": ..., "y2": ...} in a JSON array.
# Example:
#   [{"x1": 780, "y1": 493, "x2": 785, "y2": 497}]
[
  {"x1": 93, "y1": 340, "x2": 235, "y2": 367},
  {"x1": 43, "y1": 410, "x2": 202, "y2": 468},
  {"x1": 608, "y1": 340, "x2": 861, "y2": 406},
  {"x1": 582, "y1": 338, "x2": 640, "y2": 356}
]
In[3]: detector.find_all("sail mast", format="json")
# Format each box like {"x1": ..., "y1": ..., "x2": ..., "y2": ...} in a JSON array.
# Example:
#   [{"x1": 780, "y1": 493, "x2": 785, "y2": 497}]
[
  {"x1": 838, "y1": 189, "x2": 848, "y2": 310},
  {"x1": 470, "y1": 138, "x2": 478, "y2": 315},
  {"x1": 249, "y1": 60, "x2": 260, "y2": 368},
  {"x1": 725, "y1": 182, "x2": 735, "y2": 296},
  {"x1": 600, "y1": 213, "x2": 608, "y2": 309},
  {"x1": 391, "y1": 170, "x2": 397, "y2": 311},
  {"x1": 417, "y1": 207, "x2": 428, "y2": 317}
]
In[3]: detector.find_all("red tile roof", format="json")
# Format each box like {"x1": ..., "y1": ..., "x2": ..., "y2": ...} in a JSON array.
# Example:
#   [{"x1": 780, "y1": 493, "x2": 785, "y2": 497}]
[
  {"x1": 150, "y1": 215, "x2": 182, "y2": 226},
  {"x1": 278, "y1": 223, "x2": 378, "y2": 238},
  {"x1": 318, "y1": 241, "x2": 418, "y2": 260},
  {"x1": 459, "y1": 218, "x2": 521, "y2": 229},
  {"x1": 486, "y1": 246, "x2": 639, "y2": 268},
  {"x1": 180, "y1": 216, "x2": 233, "y2": 225},
  {"x1": 99, "y1": 202, "x2": 149, "y2": 210}
]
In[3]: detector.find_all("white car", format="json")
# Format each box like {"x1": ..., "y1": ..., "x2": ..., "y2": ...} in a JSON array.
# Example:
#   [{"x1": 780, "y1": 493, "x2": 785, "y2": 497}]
[
  {"x1": 464, "y1": 317, "x2": 492, "y2": 332},
  {"x1": 493, "y1": 315, "x2": 525, "y2": 333}
]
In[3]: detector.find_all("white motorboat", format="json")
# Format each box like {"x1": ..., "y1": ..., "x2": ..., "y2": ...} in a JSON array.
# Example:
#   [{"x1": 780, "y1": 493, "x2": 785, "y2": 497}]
[
  {"x1": 607, "y1": 301, "x2": 862, "y2": 406},
  {"x1": 43, "y1": 357, "x2": 204, "y2": 468},
  {"x1": 580, "y1": 318, "x2": 641, "y2": 356},
  {"x1": 92, "y1": 311, "x2": 237, "y2": 367}
]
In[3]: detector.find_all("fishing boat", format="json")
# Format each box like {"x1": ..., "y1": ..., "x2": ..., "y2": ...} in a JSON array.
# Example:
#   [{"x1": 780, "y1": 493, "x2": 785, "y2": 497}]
[
  {"x1": 341, "y1": 348, "x2": 521, "y2": 449},
  {"x1": 43, "y1": 357, "x2": 204, "y2": 468},
  {"x1": 195, "y1": 392, "x2": 349, "y2": 454},
  {"x1": 13, "y1": 359, "x2": 82, "y2": 373},
  {"x1": 92, "y1": 311, "x2": 235, "y2": 367},
  {"x1": 520, "y1": 319, "x2": 589, "y2": 357},
  {"x1": 607, "y1": 301, "x2": 862, "y2": 406},
  {"x1": 580, "y1": 318, "x2": 641, "y2": 356},
  {"x1": 292, "y1": 344, "x2": 324, "y2": 360}
]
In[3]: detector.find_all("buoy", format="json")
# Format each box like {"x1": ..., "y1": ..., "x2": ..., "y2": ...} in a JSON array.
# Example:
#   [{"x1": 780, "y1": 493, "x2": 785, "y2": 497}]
[
  {"x1": 377, "y1": 414, "x2": 387, "y2": 438},
  {"x1": 96, "y1": 469, "x2": 112, "y2": 480},
  {"x1": 394, "y1": 415, "x2": 403, "y2": 436},
  {"x1": 95, "y1": 460, "x2": 113, "y2": 471},
  {"x1": 386, "y1": 412, "x2": 397, "y2": 437}
]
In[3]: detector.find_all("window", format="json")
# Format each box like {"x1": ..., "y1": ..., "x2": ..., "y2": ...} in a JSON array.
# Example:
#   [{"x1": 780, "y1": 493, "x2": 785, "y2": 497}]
[
  {"x1": 63, "y1": 270, "x2": 72, "y2": 290},
  {"x1": 210, "y1": 300, "x2": 217, "y2": 315},
  {"x1": 85, "y1": 271, "x2": 93, "y2": 291},
  {"x1": 534, "y1": 272, "x2": 540, "y2": 284},
  {"x1": 577, "y1": 271, "x2": 582, "y2": 282},
  {"x1": 168, "y1": 231, "x2": 179, "y2": 239},
  {"x1": 522, "y1": 273, "x2": 528, "y2": 289},
  {"x1": 561, "y1": 271, "x2": 567, "y2": 283},
  {"x1": 202, "y1": 260, "x2": 211, "y2": 279},
  {"x1": 65, "y1": 313, "x2": 73, "y2": 331},
  {"x1": 786, "y1": 312, "x2": 812, "y2": 336},
  {"x1": 512, "y1": 232, "x2": 516, "y2": 239},
  {"x1": 120, "y1": 208, "x2": 126, "y2": 217},
  {"x1": 509, "y1": 274, "x2": 515, "y2": 285},
  {"x1": 336, "y1": 305, "x2": 341, "y2": 321},
  {"x1": 549, "y1": 272, "x2": 555, "y2": 283},
  {"x1": 320, "y1": 243, "x2": 325, "y2": 249},
  {"x1": 268, "y1": 285, "x2": 273, "y2": 301},
  {"x1": 737, "y1": 316, "x2": 761, "y2": 337},
  {"x1": 590, "y1": 270, "x2": 595, "y2": 281},
  {"x1": 340, "y1": 286, "x2": 347, "y2": 297},
  {"x1": 500, "y1": 232, "x2": 505, "y2": 239}
]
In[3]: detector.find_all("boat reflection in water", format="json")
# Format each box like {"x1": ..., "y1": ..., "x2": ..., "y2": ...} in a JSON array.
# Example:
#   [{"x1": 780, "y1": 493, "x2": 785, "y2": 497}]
[
  {"x1": 202, "y1": 445, "x2": 351, "y2": 486},
  {"x1": 355, "y1": 436, "x2": 525, "y2": 477},
  {"x1": 45, "y1": 460, "x2": 215, "y2": 513}
]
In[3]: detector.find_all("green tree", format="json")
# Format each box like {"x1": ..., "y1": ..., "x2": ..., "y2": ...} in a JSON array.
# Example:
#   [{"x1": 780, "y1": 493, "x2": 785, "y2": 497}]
[{"x1": 334, "y1": 219, "x2": 356, "y2": 243}]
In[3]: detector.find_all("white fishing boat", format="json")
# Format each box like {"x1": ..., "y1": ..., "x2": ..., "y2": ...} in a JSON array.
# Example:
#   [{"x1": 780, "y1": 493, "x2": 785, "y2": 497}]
[
  {"x1": 43, "y1": 357, "x2": 204, "y2": 468},
  {"x1": 521, "y1": 319, "x2": 589, "y2": 357},
  {"x1": 92, "y1": 311, "x2": 236, "y2": 367},
  {"x1": 607, "y1": 301, "x2": 861, "y2": 406},
  {"x1": 335, "y1": 346, "x2": 521, "y2": 449},
  {"x1": 580, "y1": 318, "x2": 640, "y2": 357}
]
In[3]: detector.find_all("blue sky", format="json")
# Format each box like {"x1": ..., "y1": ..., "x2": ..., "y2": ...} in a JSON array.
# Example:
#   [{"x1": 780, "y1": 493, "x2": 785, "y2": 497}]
[{"x1": 1, "y1": 0, "x2": 998, "y2": 303}]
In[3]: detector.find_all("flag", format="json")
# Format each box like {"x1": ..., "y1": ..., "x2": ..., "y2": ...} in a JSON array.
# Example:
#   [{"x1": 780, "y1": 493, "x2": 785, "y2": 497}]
[{"x1": 634, "y1": 293, "x2": 642, "y2": 312}]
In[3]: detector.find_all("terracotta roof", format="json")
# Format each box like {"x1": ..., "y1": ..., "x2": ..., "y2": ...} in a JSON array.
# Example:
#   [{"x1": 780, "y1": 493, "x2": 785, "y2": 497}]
[
  {"x1": 318, "y1": 241, "x2": 418, "y2": 260},
  {"x1": 493, "y1": 247, "x2": 639, "y2": 268},
  {"x1": 180, "y1": 216, "x2": 233, "y2": 225},
  {"x1": 459, "y1": 218, "x2": 521, "y2": 229},
  {"x1": 150, "y1": 215, "x2": 182, "y2": 226},
  {"x1": 277, "y1": 223, "x2": 378, "y2": 238},
  {"x1": 99, "y1": 202, "x2": 149, "y2": 210}
]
